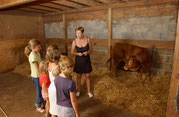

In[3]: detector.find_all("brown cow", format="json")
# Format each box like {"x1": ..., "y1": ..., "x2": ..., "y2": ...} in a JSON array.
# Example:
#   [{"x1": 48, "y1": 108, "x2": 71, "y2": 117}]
[{"x1": 107, "y1": 43, "x2": 152, "y2": 84}]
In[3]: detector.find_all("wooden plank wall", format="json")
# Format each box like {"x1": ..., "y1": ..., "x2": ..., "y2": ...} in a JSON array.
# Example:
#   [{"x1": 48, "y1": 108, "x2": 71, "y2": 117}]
[{"x1": 44, "y1": 2, "x2": 178, "y2": 23}]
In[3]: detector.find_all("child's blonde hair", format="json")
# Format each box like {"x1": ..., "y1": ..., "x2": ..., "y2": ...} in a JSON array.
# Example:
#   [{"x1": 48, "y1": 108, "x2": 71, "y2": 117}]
[
  {"x1": 59, "y1": 57, "x2": 74, "y2": 79},
  {"x1": 39, "y1": 61, "x2": 48, "y2": 74},
  {"x1": 24, "y1": 39, "x2": 41, "y2": 58},
  {"x1": 46, "y1": 45, "x2": 60, "y2": 63}
]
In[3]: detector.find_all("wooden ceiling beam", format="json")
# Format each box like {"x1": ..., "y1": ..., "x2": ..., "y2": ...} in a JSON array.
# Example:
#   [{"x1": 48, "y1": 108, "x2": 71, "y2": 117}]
[
  {"x1": 44, "y1": 0, "x2": 178, "y2": 16},
  {"x1": 29, "y1": 5, "x2": 61, "y2": 12},
  {"x1": 51, "y1": 0, "x2": 85, "y2": 8},
  {"x1": 0, "y1": 0, "x2": 37, "y2": 9},
  {"x1": 96, "y1": 0, "x2": 110, "y2": 4},
  {"x1": 18, "y1": 9, "x2": 45, "y2": 14},
  {"x1": 19, "y1": 7, "x2": 50, "y2": 13},
  {"x1": 41, "y1": 2, "x2": 73, "y2": 11},
  {"x1": 68, "y1": 0, "x2": 103, "y2": 7}
]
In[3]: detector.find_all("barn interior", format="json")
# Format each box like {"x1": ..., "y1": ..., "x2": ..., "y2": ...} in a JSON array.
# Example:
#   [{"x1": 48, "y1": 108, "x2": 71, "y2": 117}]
[{"x1": 0, "y1": 0, "x2": 179, "y2": 117}]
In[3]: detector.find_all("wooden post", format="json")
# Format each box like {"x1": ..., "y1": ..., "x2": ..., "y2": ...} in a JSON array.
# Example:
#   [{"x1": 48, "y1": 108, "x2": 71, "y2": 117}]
[
  {"x1": 166, "y1": 9, "x2": 179, "y2": 117},
  {"x1": 107, "y1": 8, "x2": 112, "y2": 70},
  {"x1": 39, "y1": 15, "x2": 44, "y2": 40},
  {"x1": 63, "y1": 13, "x2": 68, "y2": 55}
]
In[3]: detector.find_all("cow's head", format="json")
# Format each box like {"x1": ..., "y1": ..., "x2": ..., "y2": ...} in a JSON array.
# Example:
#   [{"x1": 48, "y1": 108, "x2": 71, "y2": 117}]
[{"x1": 123, "y1": 56, "x2": 141, "y2": 71}]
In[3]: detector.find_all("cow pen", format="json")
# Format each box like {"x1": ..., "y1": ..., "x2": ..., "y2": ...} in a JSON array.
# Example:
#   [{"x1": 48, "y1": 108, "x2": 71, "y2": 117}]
[{"x1": 0, "y1": 0, "x2": 179, "y2": 117}]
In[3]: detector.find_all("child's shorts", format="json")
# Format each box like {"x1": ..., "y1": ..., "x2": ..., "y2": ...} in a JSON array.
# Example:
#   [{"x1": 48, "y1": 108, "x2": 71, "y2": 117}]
[
  {"x1": 41, "y1": 90, "x2": 48, "y2": 101},
  {"x1": 57, "y1": 105, "x2": 75, "y2": 117}
]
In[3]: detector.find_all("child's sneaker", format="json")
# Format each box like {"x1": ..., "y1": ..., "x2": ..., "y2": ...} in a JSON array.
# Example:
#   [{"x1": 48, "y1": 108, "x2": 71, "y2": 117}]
[
  {"x1": 76, "y1": 92, "x2": 80, "y2": 97},
  {"x1": 88, "y1": 93, "x2": 93, "y2": 98},
  {"x1": 36, "y1": 107, "x2": 45, "y2": 113}
]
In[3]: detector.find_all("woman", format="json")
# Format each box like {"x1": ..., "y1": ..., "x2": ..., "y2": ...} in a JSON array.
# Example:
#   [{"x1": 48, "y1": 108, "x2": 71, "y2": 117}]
[{"x1": 71, "y1": 27, "x2": 93, "y2": 98}]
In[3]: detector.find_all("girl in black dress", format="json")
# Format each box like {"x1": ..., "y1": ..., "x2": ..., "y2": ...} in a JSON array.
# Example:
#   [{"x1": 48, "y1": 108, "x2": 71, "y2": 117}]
[{"x1": 71, "y1": 27, "x2": 93, "y2": 98}]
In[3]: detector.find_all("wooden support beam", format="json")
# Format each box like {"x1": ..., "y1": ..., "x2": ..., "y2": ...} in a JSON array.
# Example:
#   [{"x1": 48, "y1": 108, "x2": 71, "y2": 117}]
[
  {"x1": 44, "y1": 0, "x2": 178, "y2": 16},
  {"x1": 0, "y1": 0, "x2": 37, "y2": 9},
  {"x1": 107, "y1": 8, "x2": 112, "y2": 70},
  {"x1": 18, "y1": 9, "x2": 45, "y2": 14},
  {"x1": 39, "y1": 15, "x2": 44, "y2": 39},
  {"x1": 41, "y1": 2, "x2": 73, "y2": 11},
  {"x1": 63, "y1": 13, "x2": 68, "y2": 55},
  {"x1": 97, "y1": 0, "x2": 110, "y2": 4},
  {"x1": 166, "y1": 10, "x2": 179, "y2": 117},
  {"x1": 44, "y1": 38, "x2": 175, "y2": 50},
  {"x1": 29, "y1": 5, "x2": 61, "y2": 12},
  {"x1": 51, "y1": 1, "x2": 84, "y2": 8},
  {"x1": 20, "y1": 7, "x2": 50, "y2": 13},
  {"x1": 69, "y1": 0, "x2": 102, "y2": 7}
]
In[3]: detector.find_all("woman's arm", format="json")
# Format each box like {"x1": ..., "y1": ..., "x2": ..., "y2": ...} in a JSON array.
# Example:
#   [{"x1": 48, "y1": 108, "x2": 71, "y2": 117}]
[
  {"x1": 42, "y1": 83, "x2": 48, "y2": 94},
  {"x1": 33, "y1": 61, "x2": 39, "y2": 72},
  {"x1": 71, "y1": 40, "x2": 83, "y2": 56},
  {"x1": 88, "y1": 38, "x2": 93, "y2": 53},
  {"x1": 70, "y1": 92, "x2": 80, "y2": 117}
]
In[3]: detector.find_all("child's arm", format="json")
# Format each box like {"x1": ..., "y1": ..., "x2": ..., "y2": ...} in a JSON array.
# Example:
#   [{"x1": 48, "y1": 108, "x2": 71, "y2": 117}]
[
  {"x1": 70, "y1": 92, "x2": 80, "y2": 117},
  {"x1": 33, "y1": 61, "x2": 39, "y2": 72},
  {"x1": 42, "y1": 83, "x2": 48, "y2": 94}
]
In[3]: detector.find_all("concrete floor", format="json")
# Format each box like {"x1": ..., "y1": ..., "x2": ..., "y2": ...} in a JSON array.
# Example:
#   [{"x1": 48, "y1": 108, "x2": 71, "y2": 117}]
[{"x1": 0, "y1": 72, "x2": 144, "y2": 117}]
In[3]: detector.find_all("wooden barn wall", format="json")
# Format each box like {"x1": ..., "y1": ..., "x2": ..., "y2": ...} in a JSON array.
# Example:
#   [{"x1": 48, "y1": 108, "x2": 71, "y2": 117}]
[
  {"x1": 0, "y1": 10, "x2": 42, "y2": 73},
  {"x1": 43, "y1": 3, "x2": 177, "y2": 74}
]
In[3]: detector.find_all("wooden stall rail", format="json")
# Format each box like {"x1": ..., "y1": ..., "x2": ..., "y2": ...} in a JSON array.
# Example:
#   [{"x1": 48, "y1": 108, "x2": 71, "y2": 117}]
[
  {"x1": 0, "y1": 38, "x2": 175, "y2": 50},
  {"x1": 44, "y1": 38, "x2": 175, "y2": 50}
]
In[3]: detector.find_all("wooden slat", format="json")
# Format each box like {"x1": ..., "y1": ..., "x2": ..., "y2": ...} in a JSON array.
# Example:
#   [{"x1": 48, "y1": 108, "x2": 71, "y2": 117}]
[
  {"x1": 41, "y1": 2, "x2": 73, "y2": 11},
  {"x1": 107, "y1": 8, "x2": 112, "y2": 69},
  {"x1": 44, "y1": 3, "x2": 177, "y2": 23},
  {"x1": 0, "y1": 38, "x2": 174, "y2": 50},
  {"x1": 44, "y1": 38, "x2": 175, "y2": 49},
  {"x1": 51, "y1": 1, "x2": 85, "y2": 8},
  {"x1": 97, "y1": 0, "x2": 110, "y2": 4},
  {"x1": 63, "y1": 13, "x2": 68, "y2": 55},
  {"x1": 20, "y1": 7, "x2": 50, "y2": 13},
  {"x1": 166, "y1": 10, "x2": 179, "y2": 117},
  {"x1": 65, "y1": 0, "x2": 102, "y2": 7},
  {"x1": 29, "y1": 5, "x2": 61, "y2": 12},
  {"x1": 44, "y1": 0, "x2": 178, "y2": 16},
  {"x1": 0, "y1": 0, "x2": 37, "y2": 9},
  {"x1": 18, "y1": 9, "x2": 45, "y2": 14}
]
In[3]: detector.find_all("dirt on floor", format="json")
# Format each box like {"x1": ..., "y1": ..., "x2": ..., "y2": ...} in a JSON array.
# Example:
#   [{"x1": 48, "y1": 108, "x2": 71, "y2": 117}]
[{"x1": 0, "y1": 72, "x2": 144, "y2": 117}]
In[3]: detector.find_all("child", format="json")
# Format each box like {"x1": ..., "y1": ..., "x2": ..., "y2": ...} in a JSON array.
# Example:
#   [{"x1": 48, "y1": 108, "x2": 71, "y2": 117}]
[
  {"x1": 39, "y1": 61, "x2": 51, "y2": 117},
  {"x1": 54, "y1": 57, "x2": 80, "y2": 117},
  {"x1": 46, "y1": 45, "x2": 61, "y2": 117},
  {"x1": 24, "y1": 39, "x2": 45, "y2": 113},
  {"x1": 60, "y1": 52, "x2": 67, "y2": 59}
]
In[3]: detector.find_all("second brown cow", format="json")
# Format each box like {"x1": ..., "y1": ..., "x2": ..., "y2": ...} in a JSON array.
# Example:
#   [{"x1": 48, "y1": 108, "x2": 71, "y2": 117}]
[{"x1": 107, "y1": 43, "x2": 152, "y2": 84}]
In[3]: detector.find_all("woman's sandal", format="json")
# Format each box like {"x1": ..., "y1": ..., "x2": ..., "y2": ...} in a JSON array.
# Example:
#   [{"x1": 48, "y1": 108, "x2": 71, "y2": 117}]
[{"x1": 36, "y1": 108, "x2": 45, "y2": 113}]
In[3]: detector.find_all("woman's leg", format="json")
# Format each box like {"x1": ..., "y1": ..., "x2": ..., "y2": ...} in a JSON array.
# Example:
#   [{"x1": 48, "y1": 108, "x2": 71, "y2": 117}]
[
  {"x1": 85, "y1": 73, "x2": 91, "y2": 93},
  {"x1": 76, "y1": 74, "x2": 82, "y2": 92}
]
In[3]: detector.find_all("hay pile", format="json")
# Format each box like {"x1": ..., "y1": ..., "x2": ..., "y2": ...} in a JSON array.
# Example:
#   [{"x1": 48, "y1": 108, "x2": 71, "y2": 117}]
[
  {"x1": 90, "y1": 65, "x2": 170, "y2": 117},
  {"x1": 13, "y1": 62, "x2": 170, "y2": 117},
  {"x1": 13, "y1": 62, "x2": 31, "y2": 78}
]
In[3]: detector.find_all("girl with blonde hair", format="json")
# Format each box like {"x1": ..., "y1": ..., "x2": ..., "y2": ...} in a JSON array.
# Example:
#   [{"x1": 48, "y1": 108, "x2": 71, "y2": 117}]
[
  {"x1": 54, "y1": 57, "x2": 80, "y2": 117},
  {"x1": 46, "y1": 45, "x2": 60, "y2": 117},
  {"x1": 39, "y1": 60, "x2": 51, "y2": 117},
  {"x1": 24, "y1": 39, "x2": 45, "y2": 113}
]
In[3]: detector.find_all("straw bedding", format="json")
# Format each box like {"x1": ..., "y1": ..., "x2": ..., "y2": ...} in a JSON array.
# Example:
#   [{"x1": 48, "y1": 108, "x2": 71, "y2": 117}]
[{"x1": 13, "y1": 62, "x2": 170, "y2": 117}]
